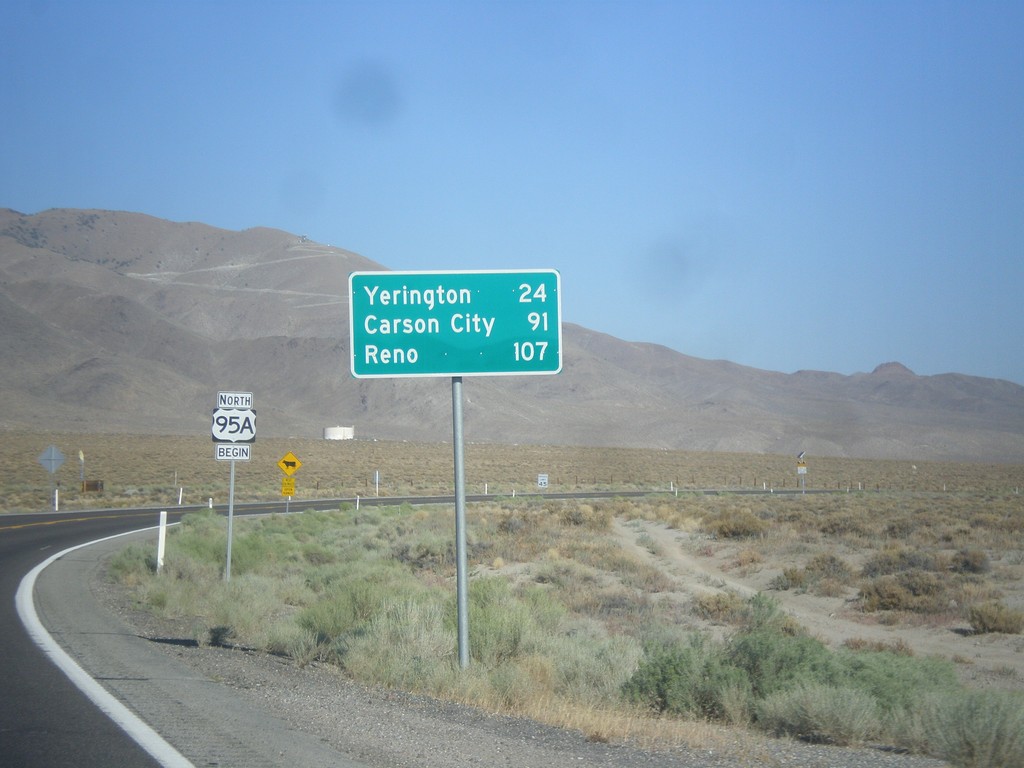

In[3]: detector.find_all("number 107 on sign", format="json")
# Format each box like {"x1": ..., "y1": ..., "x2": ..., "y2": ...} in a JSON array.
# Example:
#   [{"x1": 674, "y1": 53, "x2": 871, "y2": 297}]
[{"x1": 349, "y1": 269, "x2": 562, "y2": 378}]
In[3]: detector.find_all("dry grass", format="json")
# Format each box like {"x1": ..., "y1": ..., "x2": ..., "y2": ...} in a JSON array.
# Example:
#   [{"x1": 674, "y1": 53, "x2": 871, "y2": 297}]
[{"x1": 4, "y1": 431, "x2": 1024, "y2": 514}]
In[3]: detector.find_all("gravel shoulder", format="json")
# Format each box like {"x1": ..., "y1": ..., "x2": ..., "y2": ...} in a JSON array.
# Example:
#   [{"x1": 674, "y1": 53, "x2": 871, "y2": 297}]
[{"x1": 37, "y1": 529, "x2": 953, "y2": 768}]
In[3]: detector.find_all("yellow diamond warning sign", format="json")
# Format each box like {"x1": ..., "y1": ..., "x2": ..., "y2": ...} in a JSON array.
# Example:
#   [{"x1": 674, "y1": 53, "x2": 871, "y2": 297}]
[{"x1": 278, "y1": 451, "x2": 301, "y2": 476}]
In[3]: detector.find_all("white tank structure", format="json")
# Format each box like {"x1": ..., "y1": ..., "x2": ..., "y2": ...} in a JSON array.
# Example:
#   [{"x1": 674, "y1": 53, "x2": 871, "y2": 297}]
[{"x1": 323, "y1": 426, "x2": 355, "y2": 440}]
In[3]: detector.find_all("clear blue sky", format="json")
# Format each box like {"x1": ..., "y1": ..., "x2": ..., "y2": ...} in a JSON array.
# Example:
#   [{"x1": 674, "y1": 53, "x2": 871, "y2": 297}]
[{"x1": 4, "y1": 1, "x2": 1022, "y2": 384}]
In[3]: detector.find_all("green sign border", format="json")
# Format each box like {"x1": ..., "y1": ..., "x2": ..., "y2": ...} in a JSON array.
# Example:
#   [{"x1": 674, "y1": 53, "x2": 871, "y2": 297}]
[{"x1": 349, "y1": 269, "x2": 562, "y2": 378}]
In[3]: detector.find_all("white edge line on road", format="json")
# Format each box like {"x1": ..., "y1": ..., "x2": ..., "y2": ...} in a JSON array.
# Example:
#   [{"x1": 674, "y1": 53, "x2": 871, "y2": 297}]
[{"x1": 15, "y1": 525, "x2": 195, "y2": 768}]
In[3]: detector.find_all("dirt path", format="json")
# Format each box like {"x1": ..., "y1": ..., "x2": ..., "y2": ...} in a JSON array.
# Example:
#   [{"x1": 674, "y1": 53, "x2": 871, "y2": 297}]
[{"x1": 611, "y1": 518, "x2": 1024, "y2": 690}]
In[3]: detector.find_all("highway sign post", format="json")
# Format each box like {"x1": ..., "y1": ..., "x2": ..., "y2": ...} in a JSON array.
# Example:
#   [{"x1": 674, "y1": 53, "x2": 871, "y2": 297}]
[
  {"x1": 278, "y1": 451, "x2": 301, "y2": 513},
  {"x1": 38, "y1": 445, "x2": 65, "y2": 511},
  {"x1": 349, "y1": 269, "x2": 562, "y2": 669},
  {"x1": 212, "y1": 391, "x2": 256, "y2": 581}
]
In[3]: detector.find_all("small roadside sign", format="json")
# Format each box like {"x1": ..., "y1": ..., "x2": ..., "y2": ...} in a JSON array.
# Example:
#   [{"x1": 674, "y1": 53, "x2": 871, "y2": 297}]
[
  {"x1": 281, "y1": 477, "x2": 296, "y2": 496},
  {"x1": 278, "y1": 451, "x2": 302, "y2": 476},
  {"x1": 537, "y1": 473, "x2": 549, "y2": 488},
  {"x1": 38, "y1": 446, "x2": 65, "y2": 474}
]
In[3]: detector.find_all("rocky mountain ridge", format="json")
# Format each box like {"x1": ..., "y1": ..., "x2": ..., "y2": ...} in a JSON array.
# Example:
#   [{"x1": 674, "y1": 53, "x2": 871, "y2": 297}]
[{"x1": 2, "y1": 207, "x2": 1022, "y2": 463}]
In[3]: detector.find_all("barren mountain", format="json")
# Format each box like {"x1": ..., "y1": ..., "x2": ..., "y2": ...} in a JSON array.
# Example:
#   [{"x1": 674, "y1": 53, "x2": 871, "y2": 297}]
[{"x1": 2, "y1": 207, "x2": 1022, "y2": 462}]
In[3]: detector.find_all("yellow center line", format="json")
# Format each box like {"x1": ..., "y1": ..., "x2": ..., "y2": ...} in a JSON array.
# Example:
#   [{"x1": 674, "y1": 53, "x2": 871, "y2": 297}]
[{"x1": 0, "y1": 511, "x2": 159, "y2": 532}]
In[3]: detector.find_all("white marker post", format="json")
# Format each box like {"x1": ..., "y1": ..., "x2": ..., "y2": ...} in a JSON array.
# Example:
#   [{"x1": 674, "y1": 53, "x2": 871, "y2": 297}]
[{"x1": 157, "y1": 510, "x2": 167, "y2": 575}]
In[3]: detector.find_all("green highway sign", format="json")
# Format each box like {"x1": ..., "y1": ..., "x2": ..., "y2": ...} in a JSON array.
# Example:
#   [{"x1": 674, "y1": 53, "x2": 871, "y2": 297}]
[{"x1": 349, "y1": 269, "x2": 562, "y2": 378}]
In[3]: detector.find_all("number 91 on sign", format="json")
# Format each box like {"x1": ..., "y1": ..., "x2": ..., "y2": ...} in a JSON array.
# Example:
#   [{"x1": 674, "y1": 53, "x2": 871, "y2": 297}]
[{"x1": 211, "y1": 407, "x2": 256, "y2": 443}]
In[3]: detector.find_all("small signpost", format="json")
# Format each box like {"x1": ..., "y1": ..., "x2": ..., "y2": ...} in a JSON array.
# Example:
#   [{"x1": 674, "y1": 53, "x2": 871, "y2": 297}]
[
  {"x1": 797, "y1": 451, "x2": 807, "y2": 494},
  {"x1": 212, "y1": 391, "x2": 255, "y2": 581},
  {"x1": 278, "y1": 451, "x2": 301, "y2": 513},
  {"x1": 349, "y1": 269, "x2": 563, "y2": 669},
  {"x1": 38, "y1": 445, "x2": 64, "y2": 511}
]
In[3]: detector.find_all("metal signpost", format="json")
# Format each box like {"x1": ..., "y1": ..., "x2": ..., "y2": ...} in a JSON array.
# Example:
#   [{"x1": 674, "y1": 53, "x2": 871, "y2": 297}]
[
  {"x1": 349, "y1": 269, "x2": 562, "y2": 668},
  {"x1": 212, "y1": 391, "x2": 255, "y2": 581},
  {"x1": 38, "y1": 445, "x2": 65, "y2": 511},
  {"x1": 278, "y1": 451, "x2": 301, "y2": 514}
]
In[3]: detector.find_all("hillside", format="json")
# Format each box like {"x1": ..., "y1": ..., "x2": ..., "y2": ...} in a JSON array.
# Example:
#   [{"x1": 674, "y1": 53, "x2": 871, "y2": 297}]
[{"x1": 2, "y1": 207, "x2": 1023, "y2": 462}]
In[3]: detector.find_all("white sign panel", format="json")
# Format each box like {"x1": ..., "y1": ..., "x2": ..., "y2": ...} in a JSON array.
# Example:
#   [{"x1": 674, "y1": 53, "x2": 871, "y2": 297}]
[
  {"x1": 216, "y1": 444, "x2": 251, "y2": 461},
  {"x1": 218, "y1": 391, "x2": 253, "y2": 409},
  {"x1": 211, "y1": 407, "x2": 257, "y2": 443}
]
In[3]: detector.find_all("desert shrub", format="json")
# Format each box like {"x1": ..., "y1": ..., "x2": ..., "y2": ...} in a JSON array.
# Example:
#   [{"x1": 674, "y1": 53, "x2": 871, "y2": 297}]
[
  {"x1": 702, "y1": 508, "x2": 767, "y2": 539},
  {"x1": 898, "y1": 690, "x2": 1024, "y2": 768},
  {"x1": 693, "y1": 591, "x2": 746, "y2": 624},
  {"x1": 742, "y1": 592, "x2": 806, "y2": 636},
  {"x1": 805, "y1": 553, "x2": 853, "y2": 582},
  {"x1": 391, "y1": 531, "x2": 452, "y2": 569},
  {"x1": 858, "y1": 571, "x2": 951, "y2": 613},
  {"x1": 884, "y1": 518, "x2": 917, "y2": 539},
  {"x1": 838, "y1": 648, "x2": 958, "y2": 716},
  {"x1": 553, "y1": 500, "x2": 612, "y2": 530},
  {"x1": 342, "y1": 596, "x2": 456, "y2": 690},
  {"x1": 968, "y1": 601, "x2": 1024, "y2": 634},
  {"x1": 818, "y1": 515, "x2": 870, "y2": 538},
  {"x1": 533, "y1": 558, "x2": 598, "y2": 589},
  {"x1": 842, "y1": 637, "x2": 914, "y2": 656},
  {"x1": 206, "y1": 574, "x2": 290, "y2": 641},
  {"x1": 727, "y1": 628, "x2": 842, "y2": 699},
  {"x1": 769, "y1": 567, "x2": 806, "y2": 591},
  {"x1": 546, "y1": 621, "x2": 642, "y2": 705},
  {"x1": 622, "y1": 634, "x2": 751, "y2": 720},
  {"x1": 773, "y1": 554, "x2": 853, "y2": 596},
  {"x1": 861, "y1": 547, "x2": 938, "y2": 577},
  {"x1": 734, "y1": 547, "x2": 764, "y2": 569},
  {"x1": 950, "y1": 548, "x2": 991, "y2": 574},
  {"x1": 174, "y1": 510, "x2": 229, "y2": 563},
  {"x1": 518, "y1": 584, "x2": 566, "y2": 633},
  {"x1": 229, "y1": 532, "x2": 280, "y2": 575},
  {"x1": 108, "y1": 542, "x2": 157, "y2": 586},
  {"x1": 465, "y1": 577, "x2": 539, "y2": 664},
  {"x1": 301, "y1": 542, "x2": 338, "y2": 566},
  {"x1": 755, "y1": 683, "x2": 880, "y2": 745},
  {"x1": 297, "y1": 582, "x2": 380, "y2": 646}
]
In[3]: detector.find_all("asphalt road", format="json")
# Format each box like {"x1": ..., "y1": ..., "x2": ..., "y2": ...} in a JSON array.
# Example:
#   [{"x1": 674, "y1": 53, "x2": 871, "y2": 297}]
[
  {"x1": 0, "y1": 508, "x2": 179, "y2": 767},
  {"x1": 3, "y1": 502, "x2": 380, "y2": 768}
]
